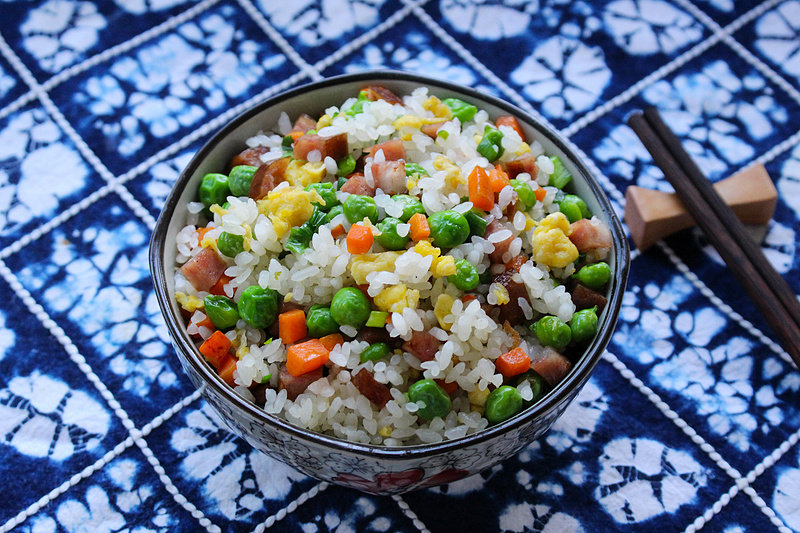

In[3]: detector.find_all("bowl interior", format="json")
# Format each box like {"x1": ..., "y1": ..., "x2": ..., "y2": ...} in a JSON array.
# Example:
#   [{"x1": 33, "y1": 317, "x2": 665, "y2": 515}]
[{"x1": 150, "y1": 71, "x2": 629, "y2": 456}]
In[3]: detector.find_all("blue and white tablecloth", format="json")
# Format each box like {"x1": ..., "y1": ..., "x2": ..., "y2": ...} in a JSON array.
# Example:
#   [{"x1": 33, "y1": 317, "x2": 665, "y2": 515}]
[{"x1": 1, "y1": 0, "x2": 799, "y2": 531}]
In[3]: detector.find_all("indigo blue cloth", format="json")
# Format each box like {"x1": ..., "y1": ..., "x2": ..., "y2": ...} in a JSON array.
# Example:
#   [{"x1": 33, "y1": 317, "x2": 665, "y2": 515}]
[{"x1": 0, "y1": 0, "x2": 799, "y2": 531}]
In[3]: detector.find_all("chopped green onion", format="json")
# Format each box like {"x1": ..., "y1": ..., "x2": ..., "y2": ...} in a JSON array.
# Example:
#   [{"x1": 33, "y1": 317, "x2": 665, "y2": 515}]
[{"x1": 366, "y1": 310, "x2": 389, "y2": 327}]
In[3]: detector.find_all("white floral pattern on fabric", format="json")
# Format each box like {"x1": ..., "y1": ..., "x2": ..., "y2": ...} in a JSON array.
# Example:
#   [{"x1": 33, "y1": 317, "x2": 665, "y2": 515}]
[
  {"x1": 754, "y1": 0, "x2": 800, "y2": 83},
  {"x1": 439, "y1": 0, "x2": 538, "y2": 40},
  {"x1": 602, "y1": 0, "x2": 704, "y2": 55}
]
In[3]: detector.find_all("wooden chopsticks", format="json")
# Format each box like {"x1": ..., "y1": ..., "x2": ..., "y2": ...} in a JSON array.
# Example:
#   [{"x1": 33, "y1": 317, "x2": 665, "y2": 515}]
[{"x1": 628, "y1": 107, "x2": 800, "y2": 368}]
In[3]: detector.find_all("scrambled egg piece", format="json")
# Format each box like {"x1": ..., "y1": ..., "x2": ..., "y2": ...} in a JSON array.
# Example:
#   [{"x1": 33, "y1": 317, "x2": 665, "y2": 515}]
[
  {"x1": 423, "y1": 96, "x2": 452, "y2": 119},
  {"x1": 413, "y1": 240, "x2": 455, "y2": 277},
  {"x1": 492, "y1": 283, "x2": 510, "y2": 305},
  {"x1": 349, "y1": 252, "x2": 403, "y2": 284},
  {"x1": 413, "y1": 240, "x2": 440, "y2": 259},
  {"x1": 284, "y1": 160, "x2": 327, "y2": 188},
  {"x1": 433, "y1": 293, "x2": 455, "y2": 331},
  {"x1": 469, "y1": 387, "x2": 490, "y2": 413},
  {"x1": 433, "y1": 155, "x2": 464, "y2": 191},
  {"x1": 210, "y1": 204, "x2": 227, "y2": 217},
  {"x1": 393, "y1": 115, "x2": 445, "y2": 130},
  {"x1": 233, "y1": 328, "x2": 249, "y2": 360},
  {"x1": 176, "y1": 292, "x2": 204, "y2": 313},
  {"x1": 524, "y1": 214, "x2": 536, "y2": 232},
  {"x1": 264, "y1": 186, "x2": 321, "y2": 237},
  {"x1": 532, "y1": 212, "x2": 579, "y2": 268},
  {"x1": 316, "y1": 114, "x2": 332, "y2": 128},
  {"x1": 374, "y1": 283, "x2": 420, "y2": 313}
]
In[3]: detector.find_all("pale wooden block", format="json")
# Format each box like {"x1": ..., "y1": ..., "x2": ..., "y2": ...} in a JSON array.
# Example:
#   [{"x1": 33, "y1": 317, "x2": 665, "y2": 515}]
[{"x1": 624, "y1": 163, "x2": 778, "y2": 250}]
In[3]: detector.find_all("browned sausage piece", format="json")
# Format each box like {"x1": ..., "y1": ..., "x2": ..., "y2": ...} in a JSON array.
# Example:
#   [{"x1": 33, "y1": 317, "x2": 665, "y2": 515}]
[
  {"x1": 229, "y1": 146, "x2": 270, "y2": 169},
  {"x1": 529, "y1": 347, "x2": 572, "y2": 387},
  {"x1": 371, "y1": 160, "x2": 406, "y2": 195},
  {"x1": 362, "y1": 85, "x2": 403, "y2": 105},
  {"x1": 402, "y1": 331, "x2": 441, "y2": 362},
  {"x1": 340, "y1": 173, "x2": 377, "y2": 196},
  {"x1": 293, "y1": 133, "x2": 348, "y2": 162},
  {"x1": 279, "y1": 364, "x2": 323, "y2": 401},
  {"x1": 484, "y1": 219, "x2": 514, "y2": 264},
  {"x1": 504, "y1": 153, "x2": 538, "y2": 178},
  {"x1": 571, "y1": 283, "x2": 607, "y2": 312},
  {"x1": 352, "y1": 368, "x2": 392, "y2": 408},
  {"x1": 420, "y1": 122, "x2": 445, "y2": 139},
  {"x1": 248, "y1": 157, "x2": 290, "y2": 200},
  {"x1": 290, "y1": 114, "x2": 317, "y2": 134},
  {"x1": 366, "y1": 139, "x2": 406, "y2": 161},
  {"x1": 180, "y1": 247, "x2": 228, "y2": 292},
  {"x1": 569, "y1": 218, "x2": 612, "y2": 252}
]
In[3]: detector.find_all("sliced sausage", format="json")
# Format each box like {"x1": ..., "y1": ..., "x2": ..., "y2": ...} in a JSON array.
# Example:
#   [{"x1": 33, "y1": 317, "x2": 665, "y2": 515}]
[
  {"x1": 279, "y1": 364, "x2": 323, "y2": 401},
  {"x1": 290, "y1": 114, "x2": 317, "y2": 134},
  {"x1": 569, "y1": 218, "x2": 612, "y2": 252},
  {"x1": 362, "y1": 85, "x2": 403, "y2": 105},
  {"x1": 492, "y1": 269, "x2": 530, "y2": 325},
  {"x1": 370, "y1": 160, "x2": 407, "y2": 195},
  {"x1": 420, "y1": 122, "x2": 445, "y2": 139},
  {"x1": 571, "y1": 283, "x2": 607, "y2": 312},
  {"x1": 340, "y1": 173, "x2": 376, "y2": 196},
  {"x1": 529, "y1": 347, "x2": 572, "y2": 387},
  {"x1": 248, "y1": 157, "x2": 290, "y2": 200},
  {"x1": 229, "y1": 146, "x2": 270, "y2": 169},
  {"x1": 402, "y1": 331, "x2": 441, "y2": 362},
  {"x1": 366, "y1": 139, "x2": 405, "y2": 161},
  {"x1": 293, "y1": 132, "x2": 348, "y2": 162},
  {"x1": 484, "y1": 219, "x2": 514, "y2": 264},
  {"x1": 352, "y1": 368, "x2": 392, "y2": 408},
  {"x1": 180, "y1": 247, "x2": 227, "y2": 292},
  {"x1": 504, "y1": 153, "x2": 538, "y2": 178}
]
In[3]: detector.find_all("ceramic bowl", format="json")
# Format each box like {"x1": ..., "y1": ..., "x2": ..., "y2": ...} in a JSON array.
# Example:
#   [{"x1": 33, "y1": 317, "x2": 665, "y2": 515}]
[{"x1": 149, "y1": 71, "x2": 629, "y2": 495}]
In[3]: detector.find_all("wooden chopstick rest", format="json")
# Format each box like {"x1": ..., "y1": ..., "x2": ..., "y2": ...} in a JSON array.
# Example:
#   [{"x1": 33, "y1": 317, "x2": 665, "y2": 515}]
[{"x1": 624, "y1": 163, "x2": 777, "y2": 250}]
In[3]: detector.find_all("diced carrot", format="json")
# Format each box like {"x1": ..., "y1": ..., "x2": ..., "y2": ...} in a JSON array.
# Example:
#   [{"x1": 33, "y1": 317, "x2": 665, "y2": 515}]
[
  {"x1": 217, "y1": 354, "x2": 238, "y2": 386},
  {"x1": 196, "y1": 315, "x2": 215, "y2": 331},
  {"x1": 495, "y1": 115, "x2": 525, "y2": 140},
  {"x1": 347, "y1": 223, "x2": 374, "y2": 254},
  {"x1": 496, "y1": 347, "x2": 531, "y2": 378},
  {"x1": 468, "y1": 166, "x2": 494, "y2": 211},
  {"x1": 435, "y1": 379, "x2": 458, "y2": 395},
  {"x1": 461, "y1": 294, "x2": 477, "y2": 303},
  {"x1": 331, "y1": 224, "x2": 346, "y2": 239},
  {"x1": 290, "y1": 130, "x2": 305, "y2": 141},
  {"x1": 197, "y1": 227, "x2": 213, "y2": 245},
  {"x1": 534, "y1": 186, "x2": 547, "y2": 203},
  {"x1": 279, "y1": 308, "x2": 307, "y2": 344},
  {"x1": 409, "y1": 213, "x2": 430, "y2": 241},
  {"x1": 488, "y1": 164, "x2": 510, "y2": 193},
  {"x1": 199, "y1": 330, "x2": 232, "y2": 369},
  {"x1": 286, "y1": 339, "x2": 330, "y2": 377},
  {"x1": 319, "y1": 333, "x2": 344, "y2": 351},
  {"x1": 209, "y1": 274, "x2": 233, "y2": 296}
]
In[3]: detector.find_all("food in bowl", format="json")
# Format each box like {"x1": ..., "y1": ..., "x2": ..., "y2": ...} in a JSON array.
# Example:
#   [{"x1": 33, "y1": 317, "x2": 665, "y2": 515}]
[{"x1": 172, "y1": 84, "x2": 614, "y2": 446}]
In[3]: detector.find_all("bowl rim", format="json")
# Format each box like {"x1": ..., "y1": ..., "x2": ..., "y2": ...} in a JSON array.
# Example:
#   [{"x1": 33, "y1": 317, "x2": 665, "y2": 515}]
[{"x1": 149, "y1": 70, "x2": 629, "y2": 458}]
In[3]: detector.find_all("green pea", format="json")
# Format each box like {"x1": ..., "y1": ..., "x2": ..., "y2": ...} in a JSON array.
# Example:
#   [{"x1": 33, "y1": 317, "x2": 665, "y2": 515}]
[
  {"x1": 485, "y1": 386, "x2": 524, "y2": 424},
  {"x1": 531, "y1": 315, "x2": 572, "y2": 350},
  {"x1": 407, "y1": 379, "x2": 451, "y2": 420},
  {"x1": 509, "y1": 179, "x2": 536, "y2": 211},
  {"x1": 549, "y1": 156, "x2": 572, "y2": 189},
  {"x1": 330, "y1": 287, "x2": 371, "y2": 329},
  {"x1": 345, "y1": 90, "x2": 369, "y2": 117},
  {"x1": 570, "y1": 306, "x2": 599, "y2": 343},
  {"x1": 203, "y1": 295, "x2": 239, "y2": 330},
  {"x1": 198, "y1": 173, "x2": 230, "y2": 208},
  {"x1": 514, "y1": 370, "x2": 548, "y2": 409},
  {"x1": 428, "y1": 210, "x2": 470, "y2": 248},
  {"x1": 405, "y1": 163, "x2": 429, "y2": 177},
  {"x1": 476, "y1": 125, "x2": 505, "y2": 162},
  {"x1": 360, "y1": 342, "x2": 391, "y2": 363},
  {"x1": 217, "y1": 232, "x2": 245, "y2": 257},
  {"x1": 237, "y1": 286, "x2": 279, "y2": 329},
  {"x1": 306, "y1": 182, "x2": 339, "y2": 211},
  {"x1": 442, "y1": 97, "x2": 477, "y2": 123},
  {"x1": 391, "y1": 195, "x2": 426, "y2": 222},
  {"x1": 306, "y1": 305, "x2": 340, "y2": 337},
  {"x1": 337, "y1": 154, "x2": 356, "y2": 177},
  {"x1": 366, "y1": 310, "x2": 388, "y2": 327},
  {"x1": 228, "y1": 165, "x2": 258, "y2": 197},
  {"x1": 464, "y1": 208, "x2": 488, "y2": 236},
  {"x1": 323, "y1": 204, "x2": 344, "y2": 225},
  {"x1": 573, "y1": 262, "x2": 611, "y2": 289},
  {"x1": 375, "y1": 217, "x2": 410, "y2": 251},
  {"x1": 343, "y1": 195, "x2": 379, "y2": 224},
  {"x1": 448, "y1": 259, "x2": 479, "y2": 291},
  {"x1": 557, "y1": 194, "x2": 590, "y2": 223}
]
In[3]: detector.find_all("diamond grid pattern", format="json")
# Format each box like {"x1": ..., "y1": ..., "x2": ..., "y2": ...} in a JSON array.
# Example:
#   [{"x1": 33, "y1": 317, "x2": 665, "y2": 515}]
[{"x1": 0, "y1": 1, "x2": 798, "y2": 532}]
